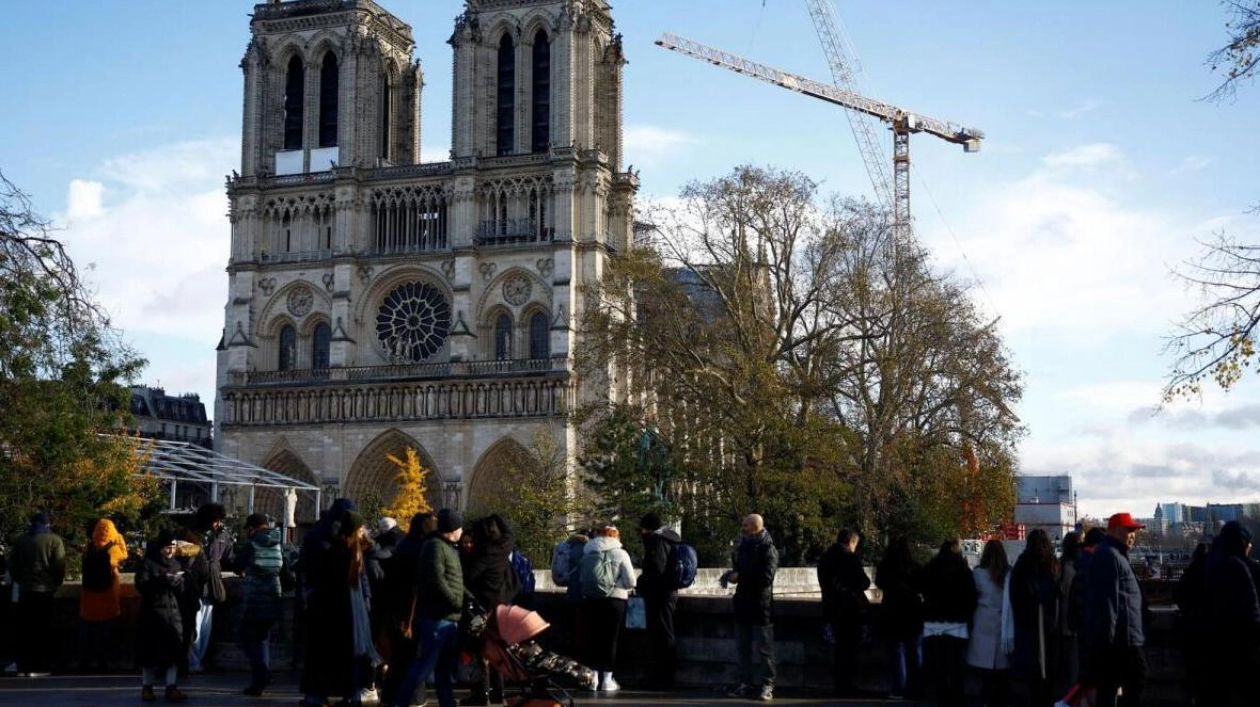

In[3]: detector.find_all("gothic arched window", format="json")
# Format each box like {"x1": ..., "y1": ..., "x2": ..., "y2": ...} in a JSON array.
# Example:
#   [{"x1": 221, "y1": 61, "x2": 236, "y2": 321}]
[
  {"x1": 283, "y1": 56, "x2": 304, "y2": 151},
  {"x1": 312, "y1": 322, "x2": 331, "y2": 370},
  {"x1": 531, "y1": 30, "x2": 551, "y2": 153},
  {"x1": 494, "y1": 314, "x2": 513, "y2": 361},
  {"x1": 496, "y1": 35, "x2": 516, "y2": 156},
  {"x1": 279, "y1": 325, "x2": 297, "y2": 371},
  {"x1": 319, "y1": 52, "x2": 339, "y2": 148},
  {"x1": 529, "y1": 311, "x2": 550, "y2": 360},
  {"x1": 379, "y1": 71, "x2": 393, "y2": 161}
]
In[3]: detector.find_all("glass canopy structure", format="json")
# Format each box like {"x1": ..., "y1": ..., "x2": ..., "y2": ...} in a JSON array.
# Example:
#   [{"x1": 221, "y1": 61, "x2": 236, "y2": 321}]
[{"x1": 140, "y1": 439, "x2": 322, "y2": 527}]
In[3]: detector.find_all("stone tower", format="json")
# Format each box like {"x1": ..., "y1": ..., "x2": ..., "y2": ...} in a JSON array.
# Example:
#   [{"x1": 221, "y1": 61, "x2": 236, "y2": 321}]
[{"x1": 215, "y1": 0, "x2": 636, "y2": 520}]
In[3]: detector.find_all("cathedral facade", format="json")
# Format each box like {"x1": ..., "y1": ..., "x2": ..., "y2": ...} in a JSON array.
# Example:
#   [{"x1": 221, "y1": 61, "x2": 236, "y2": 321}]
[{"x1": 214, "y1": 0, "x2": 635, "y2": 520}]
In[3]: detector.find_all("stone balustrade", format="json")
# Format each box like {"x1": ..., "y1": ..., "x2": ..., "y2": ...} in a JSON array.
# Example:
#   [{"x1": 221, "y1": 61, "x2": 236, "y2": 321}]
[{"x1": 221, "y1": 370, "x2": 572, "y2": 427}]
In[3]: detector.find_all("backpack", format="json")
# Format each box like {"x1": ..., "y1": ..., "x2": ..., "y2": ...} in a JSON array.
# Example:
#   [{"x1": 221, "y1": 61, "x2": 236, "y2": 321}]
[
  {"x1": 580, "y1": 549, "x2": 619, "y2": 598},
  {"x1": 510, "y1": 549, "x2": 536, "y2": 597},
  {"x1": 81, "y1": 542, "x2": 116, "y2": 592},
  {"x1": 550, "y1": 541, "x2": 573, "y2": 587},
  {"x1": 666, "y1": 542, "x2": 699, "y2": 590}
]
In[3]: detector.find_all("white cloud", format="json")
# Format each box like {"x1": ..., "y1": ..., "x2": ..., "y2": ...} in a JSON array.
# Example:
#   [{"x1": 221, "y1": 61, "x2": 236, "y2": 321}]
[
  {"x1": 1057, "y1": 99, "x2": 1103, "y2": 120},
  {"x1": 1166, "y1": 155, "x2": 1213, "y2": 177},
  {"x1": 624, "y1": 125, "x2": 700, "y2": 162},
  {"x1": 55, "y1": 138, "x2": 235, "y2": 346},
  {"x1": 1042, "y1": 142, "x2": 1121, "y2": 168},
  {"x1": 66, "y1": 179, "x2": 105, "y2": 221}
]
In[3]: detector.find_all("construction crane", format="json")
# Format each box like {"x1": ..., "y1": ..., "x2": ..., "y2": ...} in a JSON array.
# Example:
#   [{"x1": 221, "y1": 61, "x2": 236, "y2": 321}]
[
  {"x1": 655, "y1": 31, "x2": 983, "y2": 243},
  {"x1": 803, "y1": 0, "x2": 893, "y2": 209}
]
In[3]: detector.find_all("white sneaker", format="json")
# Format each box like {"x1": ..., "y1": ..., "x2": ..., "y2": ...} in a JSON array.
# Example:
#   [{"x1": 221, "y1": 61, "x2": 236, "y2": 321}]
[
  {"x1": 601, "y1": 675, "x2": 620, "y2": 692},
  {"x1": 358, "y1": 687, "x2": 380, "y2": 706}
]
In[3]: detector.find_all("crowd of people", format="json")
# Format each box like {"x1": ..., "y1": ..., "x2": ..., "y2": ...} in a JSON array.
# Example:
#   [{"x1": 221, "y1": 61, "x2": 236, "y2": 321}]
[
  {"x1": 819, "y1": 512, "x2": 1260, "y2": 707},
  {"x1": 0, "y1": 504, "x2": 1256, "y2": 706}
]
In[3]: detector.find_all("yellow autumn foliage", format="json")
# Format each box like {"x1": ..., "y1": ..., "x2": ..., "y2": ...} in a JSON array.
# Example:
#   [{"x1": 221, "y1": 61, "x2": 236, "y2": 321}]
[{"x1": 383, "y1": 447, "x2": 432, "y2": 521}]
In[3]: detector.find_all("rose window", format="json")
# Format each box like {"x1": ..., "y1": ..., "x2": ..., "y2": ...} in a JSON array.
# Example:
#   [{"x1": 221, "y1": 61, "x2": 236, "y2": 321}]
[{"x1": 375, "y1": 281, "x2": 451, "y2": 362}]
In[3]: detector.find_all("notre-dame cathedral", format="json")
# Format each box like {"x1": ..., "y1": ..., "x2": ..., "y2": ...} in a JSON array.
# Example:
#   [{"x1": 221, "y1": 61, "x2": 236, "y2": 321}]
[{"x1": 214, "y1": 0, "x2": 636, "y2": 520}]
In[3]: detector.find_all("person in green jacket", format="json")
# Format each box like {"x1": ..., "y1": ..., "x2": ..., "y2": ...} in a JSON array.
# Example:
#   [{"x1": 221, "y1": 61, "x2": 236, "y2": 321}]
[
  {"x1": 10, "y1": 511, "x2": 66, "y2": 677},
  {"x1": 393, "y1": 509, "x2": 467, "y2": 707}
]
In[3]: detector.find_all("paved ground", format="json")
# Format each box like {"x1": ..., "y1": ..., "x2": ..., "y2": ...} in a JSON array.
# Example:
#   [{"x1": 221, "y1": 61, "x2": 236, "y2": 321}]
[{"x1": 0, "y1": 672, "x2": 915, "y2": 707}]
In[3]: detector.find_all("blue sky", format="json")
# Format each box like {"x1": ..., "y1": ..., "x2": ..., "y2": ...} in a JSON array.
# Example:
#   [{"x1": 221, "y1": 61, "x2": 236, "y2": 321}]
[{"x1": 4, "y1": 0, "x2": 1260, "y2": 519}]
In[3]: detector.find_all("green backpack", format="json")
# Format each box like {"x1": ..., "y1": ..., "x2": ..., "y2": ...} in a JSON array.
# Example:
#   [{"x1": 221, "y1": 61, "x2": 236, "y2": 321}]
[{"x1": 580, "y1": 549, "x2": 619, "y2": 598}]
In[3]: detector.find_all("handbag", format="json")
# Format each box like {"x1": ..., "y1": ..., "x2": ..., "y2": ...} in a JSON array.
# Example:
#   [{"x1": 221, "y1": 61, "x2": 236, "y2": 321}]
[{"x1": 625, "y1": 596, "x2": 647, "y2": 630}]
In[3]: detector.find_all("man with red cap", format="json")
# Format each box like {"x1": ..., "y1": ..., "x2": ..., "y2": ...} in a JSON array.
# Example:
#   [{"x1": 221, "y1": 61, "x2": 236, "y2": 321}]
[{"x1": 1081, "y1": 512, "x2": 1147, "y2": 707}]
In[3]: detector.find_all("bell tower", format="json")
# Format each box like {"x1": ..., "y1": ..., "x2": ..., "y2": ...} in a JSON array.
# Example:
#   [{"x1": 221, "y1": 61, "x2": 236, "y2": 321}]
[
  {"x1": 239, "y1": 0, "x2": 423, "y2": 177},
  {"x1": 450, "y1": 0, "x2": 625, "y2": 169}
]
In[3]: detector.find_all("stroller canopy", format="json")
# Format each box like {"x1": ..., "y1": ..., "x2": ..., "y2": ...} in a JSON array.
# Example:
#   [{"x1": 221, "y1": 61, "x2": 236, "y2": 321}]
[{"x1": 495, "y1": 605, "x2": 551, "y2": 646}]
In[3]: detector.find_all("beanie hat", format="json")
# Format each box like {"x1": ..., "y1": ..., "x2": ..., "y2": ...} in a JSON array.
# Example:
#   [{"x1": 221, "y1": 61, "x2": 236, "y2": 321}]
[
  {"x1": 437, "y1": 508, "x2": 464, "y2": 534},
  {"x1": 640, "y1": 512, "x2": 662, "y2": 531},
  {"x1": 378, "y1": 517, "x2": 398, "y2": 533},
  {"x1": 340, "y1": 511, "x2": 365, "y2": 537}
]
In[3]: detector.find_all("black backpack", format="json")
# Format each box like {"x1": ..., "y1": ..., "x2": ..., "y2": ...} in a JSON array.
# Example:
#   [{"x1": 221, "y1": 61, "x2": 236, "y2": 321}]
[{"x1": 81, "y1": 542, "x2": 116, "y2": 592}]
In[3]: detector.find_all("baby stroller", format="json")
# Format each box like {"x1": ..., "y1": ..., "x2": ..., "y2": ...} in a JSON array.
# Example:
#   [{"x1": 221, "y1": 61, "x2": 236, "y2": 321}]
[{"x1": 466, "y1": 604, "x2": 597, "y2": 707}]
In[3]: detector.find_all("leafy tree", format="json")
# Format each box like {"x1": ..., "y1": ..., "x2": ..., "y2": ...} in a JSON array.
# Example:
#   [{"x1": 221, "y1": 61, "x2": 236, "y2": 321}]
[
  {"x1": 382, "y1": 447, "x2": 432, "y2": 523},
  {"x1": 1207, "y1": 0, "x2": 1260, "y2": 101},
  {"x1": 818, "y1": 200, "x2": 1022, "y2": 542},
  {"x1": 466, "y1": 428, "x2": 577, "y2": 564},
  {"x1": 0, "y1": 170, "x2": 155, "y2": 550},
  {"x1": 1165, "y1": 3, "x2": 1260, "y2": 398},
  {"x1": 580, "y1": 166, "x2": 1021, "y2": 563}
]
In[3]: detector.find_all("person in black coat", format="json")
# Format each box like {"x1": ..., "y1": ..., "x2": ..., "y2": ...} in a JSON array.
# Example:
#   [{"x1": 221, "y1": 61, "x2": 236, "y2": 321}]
[
  {"x1": 724, "y1": 514, "x2": 779, "y2": 702},
  {"x1": 377, "y1": 512, "x2": 436, "y2": 706},
  {"x1": 298, "y1": 500, "x2": 360, "y2": 707},
  {"x1": 636, "y1": 512, "x2": 683, "y2": 690},
  {"x1": 817, "y1": 528, "x2": 871, "y2": 697},
  {"x1": 1009, "y1": 529, "x2": 1060, "y2": 707},
  {"x1": 1201, "y1": 521, "x2": 1260, "y2": 706},
  {"x1": 876, "y1": 537, "x2": 925, "y2": 700},
  {"x1": 135, "y1": 530, "x2": 188, "y2": 703},
  {"x1": 461, "y1": 514, "x2": 515, "y2": 705},
  {"x1": 1174, "y1": 542, "x2": 1210, "y2": 706},
  {"x1": 918, "y1": 538, "x2": 977, "y2": 707}
]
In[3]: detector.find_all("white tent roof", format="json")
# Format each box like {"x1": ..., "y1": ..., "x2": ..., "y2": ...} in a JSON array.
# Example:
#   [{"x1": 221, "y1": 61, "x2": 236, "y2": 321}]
[{"x1": 141, "y1": 439, "x2": 320, "y2": 490}]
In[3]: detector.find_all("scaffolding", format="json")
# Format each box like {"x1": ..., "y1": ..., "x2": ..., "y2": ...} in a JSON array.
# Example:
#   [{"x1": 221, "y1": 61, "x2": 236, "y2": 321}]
[{"x1": 138, "y1": 438, "x2": 322, "y2": 527}]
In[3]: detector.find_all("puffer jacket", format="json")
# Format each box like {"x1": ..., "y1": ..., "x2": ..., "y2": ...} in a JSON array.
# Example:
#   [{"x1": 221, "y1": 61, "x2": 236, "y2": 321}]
[
  {"x1": 235, "y1": 527, "x2": 285, "y2": 623},
  {"x1": 732, "y1": 529, "x2": 779, "y2": 625},
  {"x1": 135, "y1": 547, "x2": 185, "y2": 669},
  {"x1": 416, "y1": 535, "x2": 465, "y2": 621},
  {"x1": 581, "y1": 536, "x2": 636, "y2": 601}
]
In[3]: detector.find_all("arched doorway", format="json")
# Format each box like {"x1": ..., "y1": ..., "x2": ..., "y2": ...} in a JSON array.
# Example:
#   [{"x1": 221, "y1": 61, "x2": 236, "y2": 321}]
[
  {"x1": 465, "y1": 437, "x2": 531, "y2": 513},
  {"x1": 344, "y1": 430, "x2": 442, "y2": 514},
  {"x1": 256, "y1": 449, "x2": 319, "y2": 526}
]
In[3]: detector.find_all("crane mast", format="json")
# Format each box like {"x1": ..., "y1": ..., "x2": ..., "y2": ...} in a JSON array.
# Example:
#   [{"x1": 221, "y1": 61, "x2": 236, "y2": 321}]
[
  {"x1": 804, "y1": 0, "x2": 893, "y2": 209},
  {"x1": 654, "y1": 32, "x2": 983, "y2": 244}
]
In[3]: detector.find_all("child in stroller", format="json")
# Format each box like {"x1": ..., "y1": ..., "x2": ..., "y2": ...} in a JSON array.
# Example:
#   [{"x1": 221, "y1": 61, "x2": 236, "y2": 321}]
[{"x1": 466, "y1": 604, "x2": 597, "y2": 707}]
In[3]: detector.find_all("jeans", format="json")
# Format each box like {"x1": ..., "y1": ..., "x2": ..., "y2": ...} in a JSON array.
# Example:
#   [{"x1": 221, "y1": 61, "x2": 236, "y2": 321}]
[
  {"x1": 142, "y1": 666, "x2": 178, "y2": 688},
  {"x1": 735, "y1": 622, "x2": 776, "y2": 689},
  {"x1": 887, "y1": 635, "x2": 922, "y2": 697},
  {"x1": 188, "y1": 599, "x2": 214, "y2": 670},
  {"x1": 394, "y1": 619, "x2": 459, "y2": 707},
  {"x1": 239, "y1": 619, "x2": 275, "y2": 688}
]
